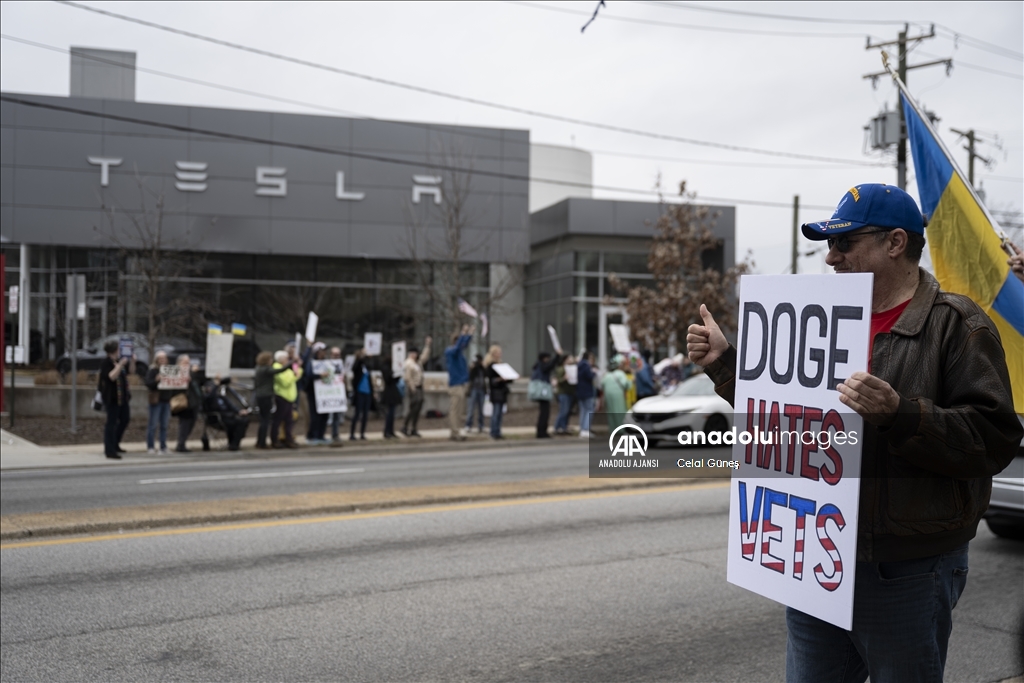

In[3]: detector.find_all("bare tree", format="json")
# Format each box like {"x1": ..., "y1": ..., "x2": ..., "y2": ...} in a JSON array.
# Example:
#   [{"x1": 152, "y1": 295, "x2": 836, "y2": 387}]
[
  {"x1": 402, "y1": 143, "x2": 522, "y2": 339},
  {"x1": 95, "y1": 169, "x2": 224, "y2": 361},
  {"x1": 606, "y1": 181, "x2": 754, "y2": 351}
]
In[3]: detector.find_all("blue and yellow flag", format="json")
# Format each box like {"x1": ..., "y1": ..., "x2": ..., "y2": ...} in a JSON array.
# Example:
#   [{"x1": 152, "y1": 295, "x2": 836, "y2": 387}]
[{"x1": 902, "y1": 93, "x2": 1024, "y2": 414}]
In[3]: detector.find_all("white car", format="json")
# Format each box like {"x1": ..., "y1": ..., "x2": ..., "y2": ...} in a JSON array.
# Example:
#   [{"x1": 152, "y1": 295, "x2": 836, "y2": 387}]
[{"x1": 626, "y1": 374, "x2": 733, "y2": 447}]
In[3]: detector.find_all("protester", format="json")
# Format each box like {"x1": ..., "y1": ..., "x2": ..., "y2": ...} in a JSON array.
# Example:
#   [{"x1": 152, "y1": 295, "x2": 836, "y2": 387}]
[
  {"x1": 253, "y1": 351, "x2": 285, "y2": 449},
  {"x1": 482, "y1": 345, "x2": 508, "y2": 439},
  {"x1": 634, "y1": 351, "x2": 656, "y2": 401},
  {"x1": 444, "y1": 325, "x2": 474, "y2": 441},
  {"x1": 621, "y1": 353, "x2": 638, "y2": 410},
  {"x1": 202, "y1": 377, "x2": 252, "y2": 451},
  {"x1": 530, "y1": 350, "x2": 564, "y2": 438},
  {"x1": 401, "y1": 336, "x2": 431, "y2": 437},
  {"x1": 304, "y1": 342, "x2": 329, "y2": 445},
  {"x1": 575, "y1": 350, "x2": 596, "y2": 438},
  {"x1": 271, "y1": 350, "x2": 301, "y2": 449},
  {"x1": 687, "y1": 183, "x2": 1022, "y2": 682},
  {"x1": 465, "y1": 353, "x2": 487, "y2": 433},
  {"x1": 553, "y1": 355, "x2": 575, "y2": 435},
  {"x1": 329, "y1": 346, "x2": 346, "y2": 444},
  {"x1": 1008, "y1": 240, "x2": 1024, "y2": 282},
  {"x1": 599, "y1": 354, "x2": 631, "y2": 432},
  {"x1": 97, "y1": 339, "x2": 134, "y2": 459},
  {"x1": 173, "y1": 354, "x2": 203, "y2": 453},
  {"x1": 143, "y1": 351, "x2": 173, "y2": 455},
  {"x1": 350, "y1": 349, "x2": 371, "y2": 441},
  {"x1": 380, "y1": 354, "x2": 403, "y2": 439}
]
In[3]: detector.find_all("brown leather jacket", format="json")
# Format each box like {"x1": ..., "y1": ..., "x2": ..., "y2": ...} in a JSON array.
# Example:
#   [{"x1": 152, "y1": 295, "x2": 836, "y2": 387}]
[{"x1": 706, "y1": 269, "x2": 1022, "y2": 562}]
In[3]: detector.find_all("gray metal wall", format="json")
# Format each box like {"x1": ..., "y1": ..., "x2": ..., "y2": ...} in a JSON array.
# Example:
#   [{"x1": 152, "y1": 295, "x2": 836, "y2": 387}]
[{"x1": 1, "y1": 94, "x2": 530, "y2": 263}]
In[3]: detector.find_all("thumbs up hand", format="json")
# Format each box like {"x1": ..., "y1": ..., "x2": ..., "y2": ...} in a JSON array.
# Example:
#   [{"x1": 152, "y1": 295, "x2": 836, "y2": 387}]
[{"x1": 686, "y1": 304, "x2": 729, "y2": 367}]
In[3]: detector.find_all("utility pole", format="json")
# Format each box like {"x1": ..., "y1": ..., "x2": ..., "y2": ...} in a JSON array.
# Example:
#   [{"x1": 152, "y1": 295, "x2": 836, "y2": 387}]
[
  {"x1": 864, "y1": 24, "x2": 950, "y2": 190},
  {"x1": 791, "y1": 195, "x2": 800, "y2": 275},
  {"x1": 949, "y1": 128, "x2": 994, "y2": 188}
]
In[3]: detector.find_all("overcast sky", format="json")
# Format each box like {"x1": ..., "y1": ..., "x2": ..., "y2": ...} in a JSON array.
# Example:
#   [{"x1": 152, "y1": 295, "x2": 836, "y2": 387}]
[{"x1": 2, "y1": 1, "x2": 1021, "y2": 275}]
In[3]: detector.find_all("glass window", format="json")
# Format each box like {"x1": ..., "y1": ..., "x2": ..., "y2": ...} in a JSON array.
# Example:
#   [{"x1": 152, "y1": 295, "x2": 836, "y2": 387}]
[
  {"x1": 702, "y1": 242, "x2": 724, "y2": 273},
  {"x1": 602, "y1": 252, "x2": 649, "y2": 275},
  {"x1": 317, "y1": 257, "x2": 374, "y2": 283},
  {"x1": 254, "y1": 254, "x2": 317, "y2": 281},
  {"x1": 575, "y1": 251, "x2": 598, "y2": 272},
  {"x1": 575, "y1": 276, "x2": 598, "y2": 299}
]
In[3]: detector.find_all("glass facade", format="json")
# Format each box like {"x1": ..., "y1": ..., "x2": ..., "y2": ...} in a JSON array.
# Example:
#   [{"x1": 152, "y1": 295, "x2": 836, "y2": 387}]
[{"x1": 1, "y1": 243, "x2": 488, "y2": 369}]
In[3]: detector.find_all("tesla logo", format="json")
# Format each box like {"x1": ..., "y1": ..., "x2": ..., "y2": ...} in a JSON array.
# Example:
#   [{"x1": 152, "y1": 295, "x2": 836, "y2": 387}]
[
  {"x1": 175, "y1": 161, "x2": 208, "y2": 192},
  {"x1": 412, "y1": 175, "x2": 442, "y2": 204},
  {"x1": 609, "y1": 424, "x2": 649, "y2": 457}
]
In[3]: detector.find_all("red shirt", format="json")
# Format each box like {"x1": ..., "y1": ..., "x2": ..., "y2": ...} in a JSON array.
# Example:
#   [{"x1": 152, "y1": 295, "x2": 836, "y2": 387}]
[{"x1": 869, "y1": 299, "x2": 911, "y2": 371}]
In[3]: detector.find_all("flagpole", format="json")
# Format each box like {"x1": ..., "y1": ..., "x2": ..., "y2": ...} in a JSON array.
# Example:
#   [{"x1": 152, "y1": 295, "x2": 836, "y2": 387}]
[{"x1": 880, "y1": 51, "x2": 1011, "y2": 247}]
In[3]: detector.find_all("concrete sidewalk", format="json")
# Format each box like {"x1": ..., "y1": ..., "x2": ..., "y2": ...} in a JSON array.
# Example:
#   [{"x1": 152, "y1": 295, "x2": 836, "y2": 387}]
[{"x1": 0, "y1": 426, "x2": 584, "y2": 470}]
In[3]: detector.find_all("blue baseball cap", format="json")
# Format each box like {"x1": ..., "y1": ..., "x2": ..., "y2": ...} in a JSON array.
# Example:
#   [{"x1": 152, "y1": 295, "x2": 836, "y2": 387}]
[{"x1": 802, "y1": 184, "x2": 925, "y2": 241}]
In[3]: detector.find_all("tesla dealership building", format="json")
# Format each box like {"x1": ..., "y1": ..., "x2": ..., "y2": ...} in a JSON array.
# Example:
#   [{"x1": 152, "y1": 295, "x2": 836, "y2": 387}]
[{"x1": 2, "y1": 49, "x2": 734, "y2": 372}]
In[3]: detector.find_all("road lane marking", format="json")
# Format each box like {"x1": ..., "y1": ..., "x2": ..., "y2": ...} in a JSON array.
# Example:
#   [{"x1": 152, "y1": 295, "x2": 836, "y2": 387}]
[
  {"x1": 138, "y1": 468, "x2": 365, "y2": 485},
  {"x1": 0, "y1": 482, "x2": 728, "y2": 549}
]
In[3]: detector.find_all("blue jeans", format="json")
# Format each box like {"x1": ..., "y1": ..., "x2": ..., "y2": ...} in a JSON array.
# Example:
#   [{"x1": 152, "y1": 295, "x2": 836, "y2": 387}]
[
  {"x1": 578, "y1": 397, "x2": 595, "y2": 432},
  {"x1": 555, "y1": 394, "x2": 573, "y2": 431},
  {"x1": 490, "y1": 402, "x2": 505, "y2": 438},
  {"x1": 786, "y1": 543, "x2": 969, "y2": 683},
  {"x1": 466, "y1": 387, "x2": 486, "y2": 430},
  {"x1": 146, "y1": 401, "x2": 170, "y2": 450}
]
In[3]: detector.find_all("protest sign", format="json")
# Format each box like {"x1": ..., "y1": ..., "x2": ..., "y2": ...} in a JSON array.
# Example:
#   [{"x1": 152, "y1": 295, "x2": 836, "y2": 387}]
[
  {"x1": 491, "y1": 363, "x2": 519, "y2": 381},
  {"x1": 727, "y1": 273, "x2": 871, "y2": 631},
  {"x1": 364, "y1": 332, "x2": 382, "y2": 356},
  {"x1": 546, "y1": 325, "x2": 563, "y2": 354},
  {"x1": 481, "y1": 312, "x2": 489, "y2": 338},
  {"x1": 157, "y1": 364, "x2": 190, "y2": 390},
  {"x1": 205, "y1": 330, "x2": 233, "y2": 377},
  {"x1": 312, "y1": 359, "x2": 347, "y2": 413},
  {"x1": 118, "y1": 335, "x2": 134, "y2": 359},
  {"x1": 392, "y1": 342, "x2": 406, "y2": 376},
  {"x1": 305, "y1": 312, "x2": 319, "y2": 343},
  {"x1": 609, "y1": 324, "x2": 631, "y2": 354},
  {"x1": 564, "y1": 364, "x2": 578, "y2": 385}
]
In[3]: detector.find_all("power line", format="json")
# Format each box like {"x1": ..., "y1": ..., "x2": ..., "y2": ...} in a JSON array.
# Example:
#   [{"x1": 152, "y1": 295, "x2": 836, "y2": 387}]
[
  {"x1": 3, "y1": 33, "x2": 892, "y2": 175},
  {"x1": 641, "y1": 1, "x2": 1024, "y2": 60},
  {"x1": 589, "y1": 148, "x2": 890, "y2": 169},
  {"x1": 638, "y1": 1, "x2": 912, "y2": 26},
  {"x1": 54, "y1": 0, "x2": 881, "y2": 167},
  {"x1": 506, "y1": 1, "x2": 868, "y2": 38},
  {"x1": 0, "y1": 94, "x2": 838, "y2": 211},
  {"x1": 915, "y1": 47, "x2": 1023, "y2": 80}
]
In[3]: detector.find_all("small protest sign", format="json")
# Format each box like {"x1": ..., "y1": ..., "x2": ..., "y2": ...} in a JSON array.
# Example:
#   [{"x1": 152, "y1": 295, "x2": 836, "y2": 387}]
[
  {"x1": 564, "y1": 364, "x2": 578, "y2": 385},
  {"x1": 312, "y1": 359, "x2": 347, "y2": 413},
  {"x1": 364, "y1": 332, "x2": 382, "y2": 356},
  {"x1": 392, "y1": 341, "x2": 407, "y2": 376},
  {"x1": 206, "y1": 330, "x2": 233, "y2": 377},
  {"x1": 157, "y1": 364, "x2": 190, "y2": 390},
  {"x1": 547, "y1": 325, "x2": 563, "y2": 354},
  {"x1": 727, "y1": 273, "x2": 871, "y2": 631},
  {"x1": 609, "y1": 324, "x2": 631, "y2": 354},
  {"x1": 305, "y1": 312, "x2": 319, "y2": 343},
  {"x1": 491, "y1": 363, "x2": 519, "y2": 381}
]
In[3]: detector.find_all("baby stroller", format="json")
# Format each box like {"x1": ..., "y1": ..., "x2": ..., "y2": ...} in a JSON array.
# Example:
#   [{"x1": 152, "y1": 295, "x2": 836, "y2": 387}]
[{"x1": 200, "y1": 378, "x2": 252, "y2": 451}]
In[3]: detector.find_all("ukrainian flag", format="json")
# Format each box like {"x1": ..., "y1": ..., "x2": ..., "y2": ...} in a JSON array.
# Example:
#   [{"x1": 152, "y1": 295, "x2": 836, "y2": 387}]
[{"x1": 902, "y1": 92, "x2": 1024, "y2": 414}]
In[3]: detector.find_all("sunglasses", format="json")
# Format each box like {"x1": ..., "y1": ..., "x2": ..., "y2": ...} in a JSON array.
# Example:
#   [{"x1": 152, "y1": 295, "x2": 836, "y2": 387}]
[{"x1": 826, "y1": 229, "x2": 891, "y2": 253}]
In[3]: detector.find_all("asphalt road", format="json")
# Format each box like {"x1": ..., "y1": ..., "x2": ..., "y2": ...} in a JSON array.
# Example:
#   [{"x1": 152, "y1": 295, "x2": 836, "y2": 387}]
[
  {"x1": 2, "y1": 484, "x2": 1021, "y2": 682},
  {"x1": 0, "y1": 443, "x2": 727, "y2": 516}
]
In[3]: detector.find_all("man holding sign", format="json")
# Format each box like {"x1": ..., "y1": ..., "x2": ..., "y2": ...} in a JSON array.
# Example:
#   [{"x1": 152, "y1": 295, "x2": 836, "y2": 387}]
[{"x1": 687, "y1": 184, "x2": 1020, "y2": 682}]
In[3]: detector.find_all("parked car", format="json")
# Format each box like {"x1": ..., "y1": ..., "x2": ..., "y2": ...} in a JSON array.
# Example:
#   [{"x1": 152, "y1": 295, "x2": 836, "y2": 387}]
[
  {"x1": 55, "y1": 333, "x2": 203, "y2": 378},
  {"x1": 985, "y1": 416, "x2": 1024, "y2": 540},
  {"x1": 626, "y1": 373, "x2": 734, "y2": 447}
]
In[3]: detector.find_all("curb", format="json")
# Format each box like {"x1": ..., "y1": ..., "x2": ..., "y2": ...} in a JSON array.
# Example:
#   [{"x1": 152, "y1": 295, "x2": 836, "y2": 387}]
[
  {"x1": 1, "y1": 431, "x2": 584, "y2": 471},
  {"x1": 0, "y1": 475, "x2": 727, "y2": 542}
]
